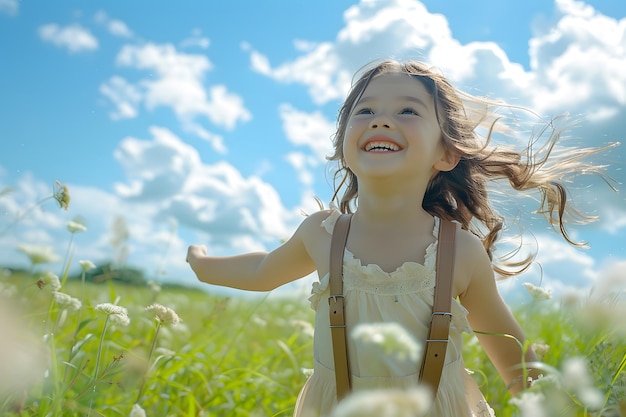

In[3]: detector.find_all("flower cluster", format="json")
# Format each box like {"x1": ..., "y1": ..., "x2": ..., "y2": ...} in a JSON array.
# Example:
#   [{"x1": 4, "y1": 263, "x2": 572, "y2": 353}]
[
  {"x1": 95, "y1": 303, "x2": 130, "y2": 326},
  {"x1": 330, "y1": 387, "x2": 432, "y2": 417},
  {"x1": 523, "y1": 282, "x2": 552, "y2": 300},
  {"x1": 352, "y1": 322, "x2": 422, "y2": 366},
  {"x1": 53, "y1": 180, "x2": 70, "y2": 210},
  {"x1": 66, "y1": 219, "x2": 87, "y2": 233},
  {"x1": 79, "y1": 259, "x2": 96, "y2": 272},
  {"x1": 53, "y1": 291, "x2": 81, "y2": 311},
  {"x1": 146, "y1": 304, "x2": 181, "y2": 325},
  {"x1": 37, "y1": 271, "x2": 61, "y2": 291}
]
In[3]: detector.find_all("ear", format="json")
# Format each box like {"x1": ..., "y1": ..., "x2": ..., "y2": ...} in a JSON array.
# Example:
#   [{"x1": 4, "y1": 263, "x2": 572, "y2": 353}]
[{"x1": 433, "y1": 149, "x2": 460, "y2": 172}]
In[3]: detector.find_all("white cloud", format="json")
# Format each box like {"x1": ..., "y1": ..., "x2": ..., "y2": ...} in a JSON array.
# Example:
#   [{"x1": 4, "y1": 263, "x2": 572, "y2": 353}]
[
  {"x1": 528, "y1": 0, "x2": 626, "y2": 114},
  {"x1": 109, "y1": 43, "x2": 251, "y2": 131},
  {"x1": 38, "y1": 24, "x2": 99, "y2": 53},
  {"x1": 279, "y1": 104, "x2": 335, "y2": 161},
  {"x1": 99, "y1": 76, "x2": 142, "y2": 120},
  {"x1": 285, "y1": 152, "x2": 317, "y2": 187},
  {"x1": 598, "y1": 206, "x2": 626, "y2": 234},
  {"x1": 182, "y1": 122, "x2": 227, "y2": 154},
  {"x1": 590, "y1": 259, "x2": 626, "y2": 300},
  {"x1": 247, "y1": 0, "x2": 625, "y2": 122},
  {"x1": 524, "y1": 233, "x2": 599, "y2": 296},
  {"x1": 0, "y1": 0, "x2": 18, "y2": 16},
  {"x1": 94, "y1": 10, "x2": 133, "y2": 38},
  {"x1": 245, "y1": 0, "x2": 532, "y2": 105},
  {"x1": 114, "y1": 126, "x2": 200, "y2": 200},
  {"x1": 112, "y1": 127, "x2": 295, "y2": 248}
]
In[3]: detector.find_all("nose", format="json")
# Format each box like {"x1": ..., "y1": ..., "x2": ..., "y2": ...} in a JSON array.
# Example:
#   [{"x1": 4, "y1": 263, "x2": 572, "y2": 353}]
[{"x1": 369, "y1": 114, "x2": 394, "y2": 129}]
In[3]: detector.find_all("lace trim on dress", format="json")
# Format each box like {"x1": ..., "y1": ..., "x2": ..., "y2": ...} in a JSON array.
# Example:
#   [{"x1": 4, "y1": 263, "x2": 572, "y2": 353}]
[{"x1": 342, "y1": 254, "x2": 436, "y2": 295}]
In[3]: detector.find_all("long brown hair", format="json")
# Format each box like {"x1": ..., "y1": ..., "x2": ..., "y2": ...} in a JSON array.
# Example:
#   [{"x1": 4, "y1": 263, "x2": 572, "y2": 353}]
[{"x1": 328, "y1": 60, "x2": 618, "y2": 277}]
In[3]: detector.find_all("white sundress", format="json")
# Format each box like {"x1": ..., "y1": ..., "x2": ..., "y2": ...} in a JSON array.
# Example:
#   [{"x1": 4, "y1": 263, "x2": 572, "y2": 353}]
[{"x1": 293, "y1": 210, "x2": 495, "y2": 417}]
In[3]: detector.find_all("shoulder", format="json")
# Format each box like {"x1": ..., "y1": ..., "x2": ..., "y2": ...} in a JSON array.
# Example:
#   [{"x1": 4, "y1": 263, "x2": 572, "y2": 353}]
[
  {"x1": 455, "y1": 227, "x2": 487, "y2": 259},
  {"x1": 453, "y1": 227, "x2": 493, "y2": 297},
  {"x1": 293, "y1": 209, "x2": 335, "y2": 241},
  {"x1": 293, "y1": 209, "x2": 336, "y2": 272}
]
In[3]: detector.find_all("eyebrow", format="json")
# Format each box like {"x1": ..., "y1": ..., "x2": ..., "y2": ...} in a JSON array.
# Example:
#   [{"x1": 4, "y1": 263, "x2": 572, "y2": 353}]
[{"x1": 357, "y1": 95, "x2": 430, "y2": 110}]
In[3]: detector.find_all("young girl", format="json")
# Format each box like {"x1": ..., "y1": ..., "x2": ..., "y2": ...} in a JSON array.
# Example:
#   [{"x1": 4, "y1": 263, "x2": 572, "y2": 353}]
[{"x1": 187, "y1": 60, "x2": 615, "y2": 416}]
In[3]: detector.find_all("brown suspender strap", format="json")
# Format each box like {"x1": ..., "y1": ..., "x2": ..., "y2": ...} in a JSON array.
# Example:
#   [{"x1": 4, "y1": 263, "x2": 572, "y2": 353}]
[
  {"x1": 329, "y1": 214, "x2": 457, "y2": 401},
  {"x1": 418, "y1": 218, "x2": 457, "y2": 395},
  {"x1": 329, "y1": 213, "x2": 353, "y2": 401}
]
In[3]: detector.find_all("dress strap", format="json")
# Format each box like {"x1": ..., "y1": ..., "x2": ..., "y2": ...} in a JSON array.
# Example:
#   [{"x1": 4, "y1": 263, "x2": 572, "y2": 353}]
[
  {"x1": 419, "y1": 219, "x2": 457, "y2": 395},
  {"x1": 328, "y1": 213, "x2": 353, "y2": 401}
]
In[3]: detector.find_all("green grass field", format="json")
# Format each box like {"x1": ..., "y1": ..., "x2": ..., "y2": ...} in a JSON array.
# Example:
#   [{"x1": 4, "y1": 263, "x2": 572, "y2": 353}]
[{"x1": 0, "y1": 269, "x2": 623, "y2": 417}]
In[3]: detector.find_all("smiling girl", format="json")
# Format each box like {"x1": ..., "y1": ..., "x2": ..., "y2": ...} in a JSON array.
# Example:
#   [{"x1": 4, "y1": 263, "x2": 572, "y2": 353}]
[{"x1": 187, "y1": 60, "x2": 617, "y2": 416}]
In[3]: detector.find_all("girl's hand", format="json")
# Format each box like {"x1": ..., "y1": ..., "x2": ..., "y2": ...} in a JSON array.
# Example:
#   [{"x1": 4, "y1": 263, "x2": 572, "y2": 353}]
[{"x1": 186, "y1": 244, "x2": 207, "y2": 263}]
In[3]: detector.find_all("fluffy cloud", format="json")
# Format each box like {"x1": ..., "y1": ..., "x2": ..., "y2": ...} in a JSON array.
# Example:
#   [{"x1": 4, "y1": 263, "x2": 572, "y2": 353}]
[
  {"x1": 99, "y1": 76, "x2": 142, "y2": 120},
  {"x1": 529, "y1": 0, "x2": 626, "y2": 116},
  {"x1": 112, "y1": 127, "x2": 294, "y2": 249},
  {"x1": 100, "y1": 43, "x2": 251, "y2": 152},
  {"x1": 279, "y1": 104, "x2": 335, "y2": 161},
  {"x1": 38, "y1": 24, "x2": 99, "y2": 53}
]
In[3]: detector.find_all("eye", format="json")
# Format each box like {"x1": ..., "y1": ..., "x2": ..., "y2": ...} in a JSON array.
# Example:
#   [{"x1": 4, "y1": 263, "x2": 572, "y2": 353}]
[
  {"x1": 399, "y1": 107, "x2": 419, "y2": 116},
  {"x1": 355, "y1": 107, "x2": 373, "y2": 115}
]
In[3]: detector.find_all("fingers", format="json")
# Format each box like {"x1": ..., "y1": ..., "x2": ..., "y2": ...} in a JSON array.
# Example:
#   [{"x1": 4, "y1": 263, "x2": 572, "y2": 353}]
[{"x1": 186, "y1": 244, "x2": 207, "y2": 263}]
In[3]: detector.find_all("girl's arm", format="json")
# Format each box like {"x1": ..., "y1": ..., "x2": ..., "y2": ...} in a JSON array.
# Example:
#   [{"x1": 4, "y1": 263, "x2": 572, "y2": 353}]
[
  {"x1": 186, "y1": 212, "x2": 321, "y2": 292},
  {"x1": 458, "y1": 231, "x2": 541, "y2": 395}
]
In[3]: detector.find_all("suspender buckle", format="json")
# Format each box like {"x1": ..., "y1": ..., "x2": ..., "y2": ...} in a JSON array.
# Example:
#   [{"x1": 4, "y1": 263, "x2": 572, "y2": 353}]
[{"x1": 329, "y1": 294, "x2": 345, "y2": 304}]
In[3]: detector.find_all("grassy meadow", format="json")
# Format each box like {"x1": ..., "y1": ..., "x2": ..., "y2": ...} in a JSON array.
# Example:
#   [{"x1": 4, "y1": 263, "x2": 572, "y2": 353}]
[{"x1": 0, "y1": 268, "x2": 624, "y2": 417}]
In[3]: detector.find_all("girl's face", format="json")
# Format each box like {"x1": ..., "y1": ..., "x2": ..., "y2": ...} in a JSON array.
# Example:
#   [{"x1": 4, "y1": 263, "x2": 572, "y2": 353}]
[{"x1": 343, "y1": 73, "x2": 449, "y2": 184}]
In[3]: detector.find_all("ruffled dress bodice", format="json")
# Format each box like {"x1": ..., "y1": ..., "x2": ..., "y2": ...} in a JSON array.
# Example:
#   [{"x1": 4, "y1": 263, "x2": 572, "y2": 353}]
[{"x1": 294, "y1": 210, "x2": 495, "y2": 417}]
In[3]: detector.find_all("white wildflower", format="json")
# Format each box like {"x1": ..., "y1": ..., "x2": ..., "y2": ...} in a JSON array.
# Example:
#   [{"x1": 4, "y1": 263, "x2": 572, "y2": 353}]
[
  {"x1": 509, "y1": 391, "x2": 547, "y2": 417},
  {"x1": 330, "y1": 387, "x2": 432, "y2": 417},
  {"x1": 53, "y1": 180, "x2": 70, "y2": 210},
  {"x1": 352, "y1": 322, "x2": 422, "y2": 374},
  {"x1": 37, "y1": 271, "x2": 61, "y2": 291},
  {"x1": 562, "y1": 357, "x2": 592, "y2": 389},
  {"x1": 79, "y1": 260, "x2": 96, "y2": 272},
  {"x1": 95, "y1": 303, "x2": 130, "y2": 326},
  {"x1": 531, "y1": 343, "x2": 550, "y2": 359},
  {"x1": 66, "y1": 220, "x2": 87, "y2": 233},
  {"x1": 577, "y1": 387, "x2": 604, "y2": 410},
  {"x1": 291, "y1": 319, "x2": 314, "y2": 338},
  {"x1": 523, "y1": 282, "x2": 552, "y2": 300},
  {"x1": 301, "y1": 368, "x2": 314, "y2": 378},
  {"x1": 129, "y1": 403, "x2": 146, "y2": 417},
  {"x1": 146, "y1": 304, "x2": 181, "y2": 325},
  {"x1": 562, "y1": 357, "x2": 603, "y2": 409},
  {"x1": 18, "y1": 244, "x2": 60, "y2": 265},
  {"x1": 53, "y1": 291, "x2": 81, "y2": 311}
]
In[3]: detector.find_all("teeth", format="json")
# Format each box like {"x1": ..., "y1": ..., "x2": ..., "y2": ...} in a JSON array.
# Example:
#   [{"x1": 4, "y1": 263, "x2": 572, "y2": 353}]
[{"x1": 365, "y1": 141, "x2": 400, "y2": 152}]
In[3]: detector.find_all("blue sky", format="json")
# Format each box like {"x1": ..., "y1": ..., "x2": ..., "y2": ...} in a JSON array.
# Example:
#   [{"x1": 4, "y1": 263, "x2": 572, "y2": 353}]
[{"x1": 1, "y1": 0, "x2": 624, "y2": 302}]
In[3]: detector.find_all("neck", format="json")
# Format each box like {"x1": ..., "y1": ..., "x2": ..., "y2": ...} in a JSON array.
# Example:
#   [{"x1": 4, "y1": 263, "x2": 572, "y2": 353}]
[{"x1": 353, "y1": 180, "x2": 432, "y2": 228}]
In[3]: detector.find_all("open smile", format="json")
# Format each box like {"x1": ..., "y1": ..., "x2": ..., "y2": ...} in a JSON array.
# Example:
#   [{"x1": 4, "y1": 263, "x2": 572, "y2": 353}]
[{"x1": 362, "y1": 136, "x2": 403, "y2": 152}]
